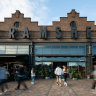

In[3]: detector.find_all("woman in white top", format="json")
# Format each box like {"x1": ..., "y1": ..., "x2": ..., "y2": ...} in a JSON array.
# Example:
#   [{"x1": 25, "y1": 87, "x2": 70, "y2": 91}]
[{"x1": 31, "y1": 68, "x2": 35, "y2": 84}]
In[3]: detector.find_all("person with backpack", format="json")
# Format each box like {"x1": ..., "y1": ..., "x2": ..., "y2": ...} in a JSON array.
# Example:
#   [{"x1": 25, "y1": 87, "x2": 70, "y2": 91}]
[{"x1": 15, "y1": 64, "x2": 28, "y2": 90}]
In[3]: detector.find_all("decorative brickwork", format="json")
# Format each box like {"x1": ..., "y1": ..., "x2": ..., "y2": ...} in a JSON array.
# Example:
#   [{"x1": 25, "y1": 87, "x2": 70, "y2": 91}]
[{"x1": 0, "y1": 9, "x2": 95, "y2": 42}]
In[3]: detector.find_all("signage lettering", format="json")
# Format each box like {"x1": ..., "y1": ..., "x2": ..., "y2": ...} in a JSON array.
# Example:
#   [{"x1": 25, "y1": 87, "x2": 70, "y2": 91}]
[
  {"x1": 8, "y1": 26, "x2": 92, "y2": 39},
  {"x1": 56, "y1": 26, "x2": 62, "y2": 39},
  {"x1": 40, "y1": 27, "x2": 47, "y2": 39},
  {"x1": 23, "y1": 27, "x2": 29, "y2": 38},
  {"x1": 70, "y1": 21, "x2": 78, "y2": 39},
  {"x1": 9, "y1": 27, "x2": 15, "y2": 38}
]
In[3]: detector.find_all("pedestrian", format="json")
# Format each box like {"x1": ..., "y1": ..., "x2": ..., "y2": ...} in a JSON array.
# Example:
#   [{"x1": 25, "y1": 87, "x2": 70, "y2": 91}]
[
  {"x1": 0, "y1": 66, "x2": 10, "y2": 95},
  {"x1": 31, "y1": 67, "x2": 35, "y2": 84},
  {"x1": 91, "y1": 64, "x2": 96, "y2": 92},
  {"x1": 15, "y1": 64, "x2": 28, "y2": 90},
  {"x1": 62, "y1": 65, "x2": 68, "y2": 86},
  {"x1": 54, "y1": 65, "x2": 62, "y2": 86}
]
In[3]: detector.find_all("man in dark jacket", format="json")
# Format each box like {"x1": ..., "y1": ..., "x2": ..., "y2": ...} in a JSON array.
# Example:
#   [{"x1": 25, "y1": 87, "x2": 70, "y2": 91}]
[{"x1": 15, "y1": 64, "x2": 28, "y2": 90}]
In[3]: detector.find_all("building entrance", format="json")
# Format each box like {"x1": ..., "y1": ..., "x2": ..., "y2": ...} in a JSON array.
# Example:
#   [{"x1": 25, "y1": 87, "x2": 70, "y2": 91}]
[
  {"x1": 53, "y1": 62, "x2": 67, "y2": 71},
  {"x1": 35, "y1": 61, "x2": 86, "y2": 79}
]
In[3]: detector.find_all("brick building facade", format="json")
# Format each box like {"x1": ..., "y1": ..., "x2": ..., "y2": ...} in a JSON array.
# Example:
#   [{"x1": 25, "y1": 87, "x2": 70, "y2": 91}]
[{"x1": 0, "y1": 9, "x2": 96, "y2": 78}]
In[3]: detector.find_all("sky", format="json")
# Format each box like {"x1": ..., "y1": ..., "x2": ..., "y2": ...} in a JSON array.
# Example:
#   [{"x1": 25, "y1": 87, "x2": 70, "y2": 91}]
[{"x1": 0, "y1": 0, "x2": 96, "y2": 25}]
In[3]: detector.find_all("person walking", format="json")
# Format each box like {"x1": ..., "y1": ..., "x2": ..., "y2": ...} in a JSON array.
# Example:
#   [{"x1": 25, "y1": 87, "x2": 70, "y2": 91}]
[
  {"x1": 15, "y1": 64, "x2": 28, "y2": 90},
  {"x1": 31, "y1": 67, "x2": 35, "y2": 84},
  {"x1": 91, "y1": 64, "x2": 96, "y2": 93},
  {"x1": 54, "y1": 65, "x2": 62, "y2": 86},
  {"x1": 0, "y1": 67, "x2": 10, "y2": 95},
  {"x1": 62, "y1": 65, "x2": 68, "y2": 86}
]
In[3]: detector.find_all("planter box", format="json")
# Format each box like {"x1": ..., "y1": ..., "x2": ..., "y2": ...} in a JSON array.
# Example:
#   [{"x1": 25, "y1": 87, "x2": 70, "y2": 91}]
[
  {"x1": 73, "y1": 78, "x2": 78, "y2": 80},
  {"x1": 45, "y1": 77, "x2": 50, "y2": 79}
]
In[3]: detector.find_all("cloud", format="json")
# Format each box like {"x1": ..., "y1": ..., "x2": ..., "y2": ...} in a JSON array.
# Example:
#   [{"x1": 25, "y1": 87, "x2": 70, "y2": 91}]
[{"x1": 0, "y1": 0, "x2": 49, "y2": 25}]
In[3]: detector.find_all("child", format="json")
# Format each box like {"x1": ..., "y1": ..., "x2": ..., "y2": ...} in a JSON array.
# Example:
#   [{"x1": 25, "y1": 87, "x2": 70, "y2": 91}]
[{"x1": 31, "y1": 68, "x2": 35, "y2": 84}]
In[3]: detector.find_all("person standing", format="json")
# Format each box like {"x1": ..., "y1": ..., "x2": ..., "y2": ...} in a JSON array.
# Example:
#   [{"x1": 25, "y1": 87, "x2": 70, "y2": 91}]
[
  {"x1": 54, "y1": 65, "x2": 62, "y2": 86},
  {"x1": 62, "y1": 65, "x2": 68, "y2": 86},
  {"x1": 0, "y1": 67, "x2": 9, "y2": 95},
  {"x1": 31, "y1": 67, "x2": 35, "y2": 84},
  {"x1": 15, "y1": 64, "x2": 28, "y2": 90},
  {"x1": 91, "y1": 64, "x2": 96, "y2": 92}
]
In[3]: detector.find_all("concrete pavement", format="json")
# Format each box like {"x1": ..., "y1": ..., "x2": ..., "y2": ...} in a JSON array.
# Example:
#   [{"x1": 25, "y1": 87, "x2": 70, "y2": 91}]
[{"x1": 0, "y1": 79, "x2": 96, "y2": 96}]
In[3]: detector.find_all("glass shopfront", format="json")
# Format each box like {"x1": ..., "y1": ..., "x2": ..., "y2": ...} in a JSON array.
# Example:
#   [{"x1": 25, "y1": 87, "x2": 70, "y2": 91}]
[
  {"x1": 35, "y1": 61, "x2": 86, "y2": 78},
  {"x1": 35, "y1": 44, "x2": 86, "y2": 56},
  {"x1": 0, "y1": 45, "x2": 29, "y2": 54},
  {"x1": 34, "y1": 43, "x2": 86, "y2": 78},
  {"x1": 0, "y1": 44, "x2": 29, "y2": 80}
]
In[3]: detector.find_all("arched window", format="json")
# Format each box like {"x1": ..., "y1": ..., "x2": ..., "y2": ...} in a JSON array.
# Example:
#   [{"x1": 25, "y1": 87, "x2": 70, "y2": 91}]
[
  {"x1": 70, "y1": 21, "x2": 77, "y2": 39},
  {"x1": 70, "y1": 21, "x2": 76, "y2": 28},
  {"x1": 14, "y1": 22, "x2": 20, "y2": 28}
]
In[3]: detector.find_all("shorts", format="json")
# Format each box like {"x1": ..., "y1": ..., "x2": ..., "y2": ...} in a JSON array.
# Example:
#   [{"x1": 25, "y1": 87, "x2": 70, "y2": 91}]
[{"x1": 56, "y1": 75, "x2": 62, "y2": 79}]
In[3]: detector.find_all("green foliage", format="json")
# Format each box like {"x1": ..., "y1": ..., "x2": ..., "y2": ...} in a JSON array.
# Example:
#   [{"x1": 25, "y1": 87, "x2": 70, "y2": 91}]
[{"x1": 69, "y1": 69, "x2": 82, "y2": 79}]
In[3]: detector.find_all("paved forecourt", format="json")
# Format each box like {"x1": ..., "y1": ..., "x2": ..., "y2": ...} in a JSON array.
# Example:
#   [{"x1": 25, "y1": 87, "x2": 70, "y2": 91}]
[{"x1": 1, "y1": 79, "x2": 96, "y2": 96}]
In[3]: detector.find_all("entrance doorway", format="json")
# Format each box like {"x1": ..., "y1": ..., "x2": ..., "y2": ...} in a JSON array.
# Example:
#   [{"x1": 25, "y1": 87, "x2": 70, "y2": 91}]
[{"x1": 53, "y1": 62, "x2": 67, "y2": 72}]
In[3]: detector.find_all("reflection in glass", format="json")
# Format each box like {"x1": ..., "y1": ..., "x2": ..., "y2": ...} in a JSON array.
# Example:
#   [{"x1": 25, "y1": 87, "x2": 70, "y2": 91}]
[
  {"x1": 0, "y1": 45, "x2": 29, "y2": 54},
  {"x1": 35, "y1": 45, "x2": 86, "y2": 55},
  {"x1": 35, "y1": 56, "x2": 85, "y2": 62},
  {"x1": 68, "y1": 62, "x2": 85, "y2": 78},
  {"x1": 92, "y1": 46, "x2": 96, "y2": 55}
]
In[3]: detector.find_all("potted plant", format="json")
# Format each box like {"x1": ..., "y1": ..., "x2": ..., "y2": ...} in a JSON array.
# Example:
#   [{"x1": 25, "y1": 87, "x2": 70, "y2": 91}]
[
  {"x1": 40, "y1": 69, "x2": 45, "y2": 79},
  {"x1": 45, "y1": 70, "x2": 50, "y2": 79}
]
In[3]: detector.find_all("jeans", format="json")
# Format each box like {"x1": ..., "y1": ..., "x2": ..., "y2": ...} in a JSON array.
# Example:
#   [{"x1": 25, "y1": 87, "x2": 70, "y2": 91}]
[{"x1": 31, "y1": 76, "x2": 35, "y2": 83}]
